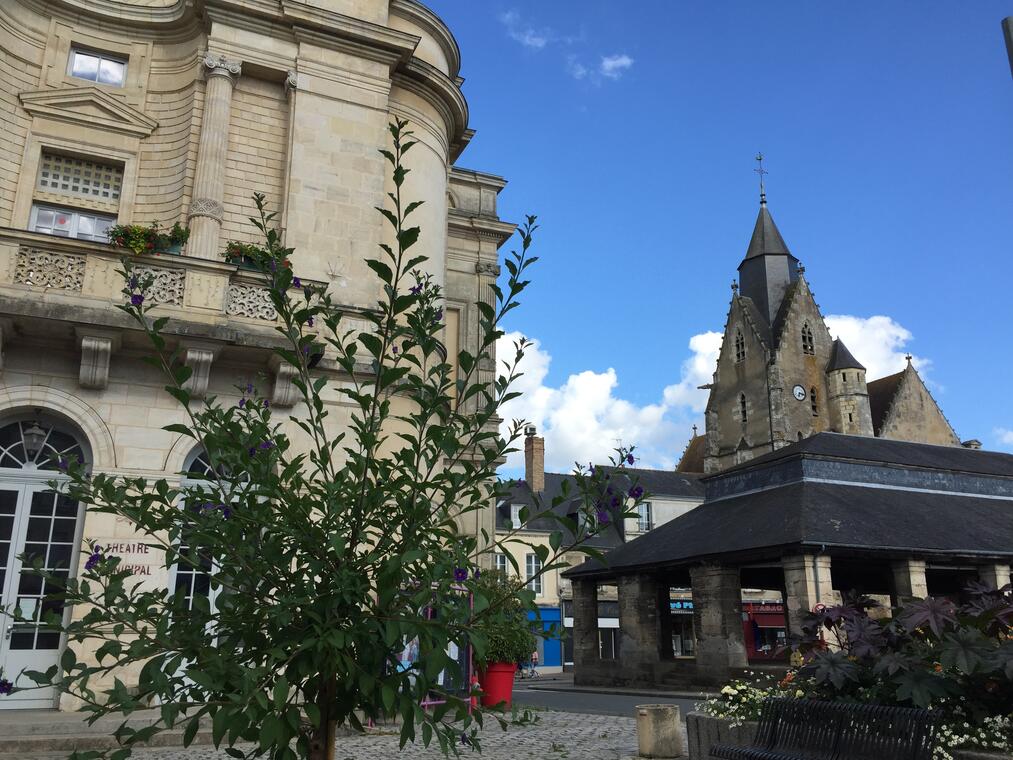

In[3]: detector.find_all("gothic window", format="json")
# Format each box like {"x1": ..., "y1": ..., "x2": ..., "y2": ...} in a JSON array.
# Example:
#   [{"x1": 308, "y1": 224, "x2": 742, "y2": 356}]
[
  {"x1": 739, "y1": 393, "x2": 747, "y2": 423},
  {"x1": 811, "y1": 387, "x2": 818, "y2": 416},
  {"x1": 734, "y1": 330, "x2": 745, "y2": 363},
  {"x1": 801, "y1": 323, "x2": 815, "y2": 355}
]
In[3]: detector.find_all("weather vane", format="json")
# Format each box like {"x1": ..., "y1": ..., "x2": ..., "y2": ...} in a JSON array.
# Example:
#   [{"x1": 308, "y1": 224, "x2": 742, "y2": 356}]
[{"x1": 754, "y1": 152, "x2": 767, "y2": 205}]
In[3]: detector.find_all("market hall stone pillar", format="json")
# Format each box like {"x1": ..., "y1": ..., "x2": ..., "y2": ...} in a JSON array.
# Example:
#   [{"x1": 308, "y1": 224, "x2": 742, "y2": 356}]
[
  {"x1": 187, "y1": 53, "x2": 242, "y2": 261},
  {"x1": 690, "y1": 564, "x2": 747, "y2": 685},
  {"x1": 617, "y1": 574, "x2": 663, "y2": 681},
  {"x1": 890, "y1": 559, "x2": 928, "y2": 606},
  {"x1": 978, "y1": 563, "x2": 1011, "y2": 590},
  {"x1": 782, "y1": 554, "x2": 834, "y2": 635},
  {"x1": 572, "y1": 578, "x2": 599, "y2": 682}
]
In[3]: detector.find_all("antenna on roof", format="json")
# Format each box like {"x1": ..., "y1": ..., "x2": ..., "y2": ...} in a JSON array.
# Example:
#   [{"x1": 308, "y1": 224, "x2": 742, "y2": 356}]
[{"x1": 754, "y1": 152, "x2": 768, "y2": 206}]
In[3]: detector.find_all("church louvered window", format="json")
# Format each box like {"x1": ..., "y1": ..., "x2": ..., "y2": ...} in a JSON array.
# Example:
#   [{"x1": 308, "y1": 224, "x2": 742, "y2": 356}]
[
  {"x1": 802, "y1": 323, "x2": 815, "y2": 355},
  {"x1": 739, "y1": 393, "x2": 747, "y2": 422},
  {"x1": 734, "y1": 330, "x2": 745, "y2": 363},
  {"x1": 811, "y1": 387, "x2": 818, "y2": 416}
]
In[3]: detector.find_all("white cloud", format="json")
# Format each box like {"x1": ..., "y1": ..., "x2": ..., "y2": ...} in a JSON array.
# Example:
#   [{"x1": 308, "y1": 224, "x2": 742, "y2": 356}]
[
  {"x1": 824, "y1": 314, "x2": 929, "y2": 381},
  {"x1": 565, "y1": 55, "x2": 588, "y2": 80},
  {"x1": 498, "y1": 10, "x2": 551, "y2": 50},
  {"x1": 994, "y1": 428, "x2": 1013, "y2": 446},
  {"x1": 497, "y1": 312, "x2": 934, "y2": 477},
  {"x1": 599, "y1": 53, "x2": 634, "y2": 79}
]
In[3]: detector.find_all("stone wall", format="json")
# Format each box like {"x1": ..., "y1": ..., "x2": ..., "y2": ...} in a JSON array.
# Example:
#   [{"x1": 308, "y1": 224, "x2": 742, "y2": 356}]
[{"x1": 879, "y1": 365, "x2": 960, "y2": 445}]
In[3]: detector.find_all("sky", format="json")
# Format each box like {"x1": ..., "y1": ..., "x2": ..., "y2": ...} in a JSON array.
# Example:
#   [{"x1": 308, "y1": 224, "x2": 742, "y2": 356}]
[{"x1": 425, "y1": 2, "x2": 1013, "y2": 475}]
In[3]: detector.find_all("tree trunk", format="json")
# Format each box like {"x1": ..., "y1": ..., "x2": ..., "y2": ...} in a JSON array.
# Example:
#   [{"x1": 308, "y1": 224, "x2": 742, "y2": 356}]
[{"x1": 307, "y1": 720, "x2": 337, "y2": 760}]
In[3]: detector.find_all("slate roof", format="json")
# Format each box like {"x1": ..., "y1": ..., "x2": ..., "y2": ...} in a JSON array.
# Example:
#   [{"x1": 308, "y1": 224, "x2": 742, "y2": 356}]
[
  {"x1": 677, "y1": 434, "x2": 707, "y2": 474},
  {"x1": 564, "y1": 480, "x2": 1013, "y2": 579},
  {"x1": 867, "y1": 370, "x2": 905, "y2": 436},
  {"x1": 827, "y1": 339, "x2": 865, "y2": 372},
  {"x1": 711, "y1": 431, "x2": 1013, "y2": 479},
  {"x1": 743, "y1": 205, "x2": 792, "y2": 259}
]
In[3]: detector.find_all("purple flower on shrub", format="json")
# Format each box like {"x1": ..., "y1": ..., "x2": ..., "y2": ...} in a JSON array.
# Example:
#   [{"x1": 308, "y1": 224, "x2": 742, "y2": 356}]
[
  {"x1": 293, "y1": 276, "x2": 302, "y2": 288},
  {"x1": 262, "y1": 400, "x2": 269, "y2": 409},
  {"x1": 595, "y1": 509, "x2": 610, "y2": 524},
  {"x1": 474, "y1": 569, "x2": 481, "y2": 579},
  {"x1": 246, "y1": 383, "x2": 254, "y2": 394},
  {"x1": 434, "y1": 308, "x2": 443, "y2": 323},
  {"x1": 0, "y1": 679, "x2": 12, "y2": 696},
  {"x1": 57, "y1": 457, "x2": 69, "y2": 472},
  {"x1": 306, "y1": 316, "x2": 314, "y2": 327},
  {"x1": 258, "y1": 440, "x2": 274, "y2": 451},
  {"x1": 610, "y1": 496, "x2": 620, "y2": 508},
  {"x1": 453, "y1": 567, "x2": 468, "y2": 582},
  {"x1": 128, "y1": 275, "x2": 139, "y2": 289},
  {"x1": 628, "y1": 485, "x2": 644, "y2": 500},
  {"x1": 85, "y1": 550, "x2": 103, "y2": 571},
  {"x1": 239, "y1": 398, "x2": 246, "y2": 409},
  {"x1": 248, "y1": 446, "x2": 257, "y2": 456},
  {"x1": 626, "y1": 453, "x2": 635, "y2": 466},
  {"x1": 410, "y1": 284, "x2": 422, "y2": 295},
  {"x1": 130, "y1": 294, "x2": 144, "y2": 307}
]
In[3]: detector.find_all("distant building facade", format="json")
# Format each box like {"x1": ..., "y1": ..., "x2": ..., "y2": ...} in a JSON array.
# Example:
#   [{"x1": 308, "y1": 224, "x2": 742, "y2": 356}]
[
  {"x1": 0, "y1": 0, "x2": 511, "y2": 709},
  {"x1": 698, "y1": 195, "x2": 965, "y2": 474}
]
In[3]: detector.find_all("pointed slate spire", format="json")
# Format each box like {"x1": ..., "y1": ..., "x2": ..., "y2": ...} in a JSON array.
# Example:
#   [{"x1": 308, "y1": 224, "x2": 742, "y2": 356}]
[
  {"x1": 827, "y1": 338, "x2": 865, "y2": 372},
  {"x1": 744, "y1": 205, "x2": 792, "y2": 259}
]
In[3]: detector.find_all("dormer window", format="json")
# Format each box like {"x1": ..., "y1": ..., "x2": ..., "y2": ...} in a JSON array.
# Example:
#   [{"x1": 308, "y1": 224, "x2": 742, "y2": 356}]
[
  {"x1": 801, "y1": 323, "x2": 815, "y2": 355},
  {"x1": 734, "y1": 330, "x2": 745, "y2": 363},
  {"x1": 69, "y1": 48, "x2": 127, "y2": 87}
]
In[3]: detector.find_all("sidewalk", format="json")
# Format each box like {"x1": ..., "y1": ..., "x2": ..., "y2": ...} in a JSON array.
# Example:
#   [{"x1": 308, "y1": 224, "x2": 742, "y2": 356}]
[{"x1": 525, "y1": 671, "x2": 718, "y2": 701}]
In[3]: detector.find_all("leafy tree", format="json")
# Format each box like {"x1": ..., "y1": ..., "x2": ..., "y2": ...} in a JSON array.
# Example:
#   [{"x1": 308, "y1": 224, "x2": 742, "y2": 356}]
[{"x1": 0, "y1": 119, "x2": 646, "y2": 759}]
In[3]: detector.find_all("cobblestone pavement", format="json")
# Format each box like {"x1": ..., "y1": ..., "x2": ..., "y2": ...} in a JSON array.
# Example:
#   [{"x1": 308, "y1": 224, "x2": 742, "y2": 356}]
[{"x1": 30, "y1": 710, "x2": 642, "y2": 759}]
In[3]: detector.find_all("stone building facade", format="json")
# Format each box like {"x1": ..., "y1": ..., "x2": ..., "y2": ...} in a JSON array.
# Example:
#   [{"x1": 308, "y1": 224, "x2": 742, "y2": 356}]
[
  {"x1": 0, "y1": 0, "x2": 512, "y2": 709},
  {"x1": 700, "y1": 195, "x2": 962, "y2": 473}
]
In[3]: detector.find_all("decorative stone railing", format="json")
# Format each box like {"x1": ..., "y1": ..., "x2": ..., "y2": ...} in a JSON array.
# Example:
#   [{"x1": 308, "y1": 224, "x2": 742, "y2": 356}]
[{"x1": 0, "y1": 229, "x2": 284, "y2": 325}]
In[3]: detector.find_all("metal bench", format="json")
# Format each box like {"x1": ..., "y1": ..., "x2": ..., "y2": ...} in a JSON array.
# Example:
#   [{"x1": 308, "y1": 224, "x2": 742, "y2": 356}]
[{"x1": 710, "y1": 697, "x2": 939, "y2": 760}]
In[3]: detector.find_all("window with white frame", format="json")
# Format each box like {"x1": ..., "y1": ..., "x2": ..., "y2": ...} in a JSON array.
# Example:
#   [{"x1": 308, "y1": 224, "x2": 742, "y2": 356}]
[
  {"x1": 510, "y1": 504, "x2": 522, "y2": 529},
  {"x1": 69, "y1": 48, "x2": 127, "y2": 87},
  {"x1": 37, "y1": 153, "x2": 123, "y2": 204},
  {"x1": 494, "y1": 553, "x2": 509, "y2": 574},
  {"x1": 637, "y1": 501, "x2": 653, "y2": 532},
  {"x1": 525, "y1": 553, "x2": 542, "y2": 595},
  {"x1": 29, "y1": 205, "x2": 115, "y2": 242}
]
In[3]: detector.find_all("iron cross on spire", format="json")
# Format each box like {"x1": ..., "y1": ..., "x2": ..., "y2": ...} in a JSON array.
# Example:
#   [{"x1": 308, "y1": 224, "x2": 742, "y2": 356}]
[{"x1": 754, "y1": 152, "x2": 768, "y2": 205}]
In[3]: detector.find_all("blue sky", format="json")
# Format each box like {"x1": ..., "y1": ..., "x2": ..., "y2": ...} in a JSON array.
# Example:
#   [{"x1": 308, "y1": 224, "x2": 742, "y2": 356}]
[{"x1": 427, "y1": 2, "x2": 1013, "y2": 473}]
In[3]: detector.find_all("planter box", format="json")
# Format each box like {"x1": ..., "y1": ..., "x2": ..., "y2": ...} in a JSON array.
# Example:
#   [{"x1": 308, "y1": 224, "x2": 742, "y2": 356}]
[
  {"x1": 685, "y1": 712, "x2": 757, "y2": 760},
  {"x1": 686, "y1": 712, "x2": 1012, "y2": 760}
]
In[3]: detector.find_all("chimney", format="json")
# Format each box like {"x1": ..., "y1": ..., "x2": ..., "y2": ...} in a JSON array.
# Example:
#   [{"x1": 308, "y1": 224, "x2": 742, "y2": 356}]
[{"x1": 523, "y1": 424, "x2": 545, "y2": 493}]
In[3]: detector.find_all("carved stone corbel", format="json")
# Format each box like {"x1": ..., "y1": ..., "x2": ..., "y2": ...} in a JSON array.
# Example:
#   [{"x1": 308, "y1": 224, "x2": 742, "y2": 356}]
[
  {"x1": 269, "y1": 354, "x2": 299, "y2": 408},
  {"x1": 181, "y1": 341, "x2": 222, "y2": 400},
  {"x1": 76, "y1": 328, "x2": 121, "y2": 390}
]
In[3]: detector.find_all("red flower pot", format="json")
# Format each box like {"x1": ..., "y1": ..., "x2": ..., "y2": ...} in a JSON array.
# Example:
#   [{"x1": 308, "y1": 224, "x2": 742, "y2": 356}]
[{"x1": 477, "y1": 662, "x2": 517, "y2": 707}]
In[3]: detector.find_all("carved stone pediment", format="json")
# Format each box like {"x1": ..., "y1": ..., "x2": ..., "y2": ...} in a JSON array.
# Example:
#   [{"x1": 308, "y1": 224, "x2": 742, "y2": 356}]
[{"x1": 19, "y1": 86, "x2": 158, "y2": 138}]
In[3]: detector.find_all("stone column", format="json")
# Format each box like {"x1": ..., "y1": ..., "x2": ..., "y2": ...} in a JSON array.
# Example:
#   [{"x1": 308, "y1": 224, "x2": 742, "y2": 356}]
[
  {"x1": 690, "y1": 564, "x2": 748, "y2": 684},
  {"x1": 617, "y1": 574, "x2": 663, "y2": 671},
  {"x1": 187, "y1": 53, "x2": 241, "y2": 261},
  {"x1": 890, "y1": 559, "x2": 928, "y2": 606},
  {"x1": 978, "y1": 563, "x2": 1011, "y2": 590},
  {"x1": 571, "y1": 579, "x2": 598, "y2": 679},
  {"x1": 782, "y1": 554, "x2": 834, "y2": 635}
]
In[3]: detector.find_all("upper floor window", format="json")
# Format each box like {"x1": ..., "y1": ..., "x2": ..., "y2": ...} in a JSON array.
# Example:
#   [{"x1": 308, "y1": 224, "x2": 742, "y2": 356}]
[
  {"x1": 29, "y1": 204, "x2": 114, "y2": 242},
  {"x1": 494, "y1": 553, "x2": 510, "y2": 574},
  {"x1": 37, "y1": 153, "x2": 123, "y2": 204},
  {"x1": 801, "y1": 323, "x2": 815, "y2": 355},
  {"x1": 739, "y1": 393, "x2": 748, "y2": 423},
  {"x1": 525, "y1": 553, "x2": 543, "y2": 595},
  {"x1": 734, "y1": 330, "x2": 745, "y2": 363},
  {"x1": 811, "y1": 387, "x2": 819, "y2": 416},
  {"x1": 510, "y1": 504, "x2": 522, "y2": 529},
  {"x1": 69, "y1": 48, "x2": 127, "y2": 87},
  {"x1": 637, "y1": 502, "x2": 653, "y2": 532}
]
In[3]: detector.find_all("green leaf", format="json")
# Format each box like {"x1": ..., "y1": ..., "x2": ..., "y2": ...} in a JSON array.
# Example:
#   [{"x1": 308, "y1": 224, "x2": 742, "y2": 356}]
[{"x1": 182, "y1": 719, "x2": 199, "y2": 748}]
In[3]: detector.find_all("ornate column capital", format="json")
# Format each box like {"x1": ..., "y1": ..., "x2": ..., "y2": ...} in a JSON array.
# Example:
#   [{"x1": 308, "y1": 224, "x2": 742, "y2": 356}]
[{"x1": 200, "y1": 52, "x2": 242, "y2": 82}]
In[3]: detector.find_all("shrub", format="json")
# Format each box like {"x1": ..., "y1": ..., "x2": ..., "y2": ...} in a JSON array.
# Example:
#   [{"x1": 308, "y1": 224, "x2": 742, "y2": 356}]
[{"x1": 108, "y1": 221, "x2": 188, "y2": 255}]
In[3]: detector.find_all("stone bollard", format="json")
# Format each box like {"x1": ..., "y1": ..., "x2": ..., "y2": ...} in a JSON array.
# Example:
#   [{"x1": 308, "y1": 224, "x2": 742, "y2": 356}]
[{"x1": 636, "y1": 704, "x2": 684, "y2": 758}]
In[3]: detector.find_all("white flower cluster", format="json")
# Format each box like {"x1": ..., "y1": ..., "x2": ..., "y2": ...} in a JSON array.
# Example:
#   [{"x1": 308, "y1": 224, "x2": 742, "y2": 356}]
[{"x1": 933, "y1": 715, "x2": 1013, "y2": 760}]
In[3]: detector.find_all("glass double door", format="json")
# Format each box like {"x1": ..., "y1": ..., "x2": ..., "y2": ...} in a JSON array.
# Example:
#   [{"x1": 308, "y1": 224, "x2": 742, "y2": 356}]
[{"x1": 0, "y1": 482, "x2": 83, "y2": 709}]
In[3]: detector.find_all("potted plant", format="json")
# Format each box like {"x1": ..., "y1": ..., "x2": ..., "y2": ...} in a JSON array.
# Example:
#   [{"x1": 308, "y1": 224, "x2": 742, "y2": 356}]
[
  {"x1": 224, "y1": 240, "x2": 269, "y2": 270},
  {"x1": 108, "y1": 222, "x2": 188, "y2": 256},
  {"x1": 471, "y1": 570, "x2": 537, "y2": 708}
]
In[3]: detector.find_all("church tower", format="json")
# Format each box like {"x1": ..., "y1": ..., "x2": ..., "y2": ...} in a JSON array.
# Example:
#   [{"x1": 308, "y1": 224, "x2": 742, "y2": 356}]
[{"x1": 695, "y1": 165, "x2": 962, "y2": 475}]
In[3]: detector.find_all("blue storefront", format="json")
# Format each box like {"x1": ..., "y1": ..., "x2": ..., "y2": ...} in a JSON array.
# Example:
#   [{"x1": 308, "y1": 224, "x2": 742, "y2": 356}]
[{"x1": 528, "y1": 606, "x2": 563, "y2": 668}]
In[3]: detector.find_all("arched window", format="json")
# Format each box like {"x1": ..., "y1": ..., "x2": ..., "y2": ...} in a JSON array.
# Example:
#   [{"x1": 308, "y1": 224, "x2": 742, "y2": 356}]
[
  {"x1": 0, "y1": 416, "x2": 88, "y2": 705},
  {"x1": 739, "y1": 393, "x2": 748, "y2": 423},
  {"x1": 801, "y1": 323, "x2": 815, "y2": 355},
  {"x1": 734, "y1": 330, "x2": 745, "y2": 363},
  {"x1": 810, "y1": 387, "x2": 818, "y2": 416}
]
